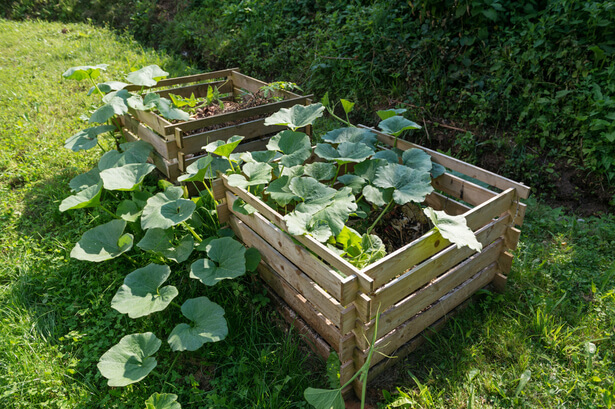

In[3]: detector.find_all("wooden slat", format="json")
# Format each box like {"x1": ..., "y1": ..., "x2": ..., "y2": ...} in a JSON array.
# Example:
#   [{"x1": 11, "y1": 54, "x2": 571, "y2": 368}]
[
  {"x1": 131, "y1": 108, "x2": 173, "y2": 137},
  {"x1": 154, "y1": 79, "x2": 232, "y2": 99},
  {"x1": 221, "y1": 175, "x2": 372, "y2": 290},
  {"x1": 370, "y1": 214, "x2": 511, "y2": 313},
  {"x1": 231, "y1": 71, "x2": 302, "y2": 99},
  {"x1": 179, "y1": 119, "x2": 286, "y2": 156},
  {"x1": 358, "y1": 263, "x2": 498, "y2": 368},
  {"x1": 216, "y1": 202, "x2": 230, "y2": 224},
  {"x1": 226, "y1": 191, "x2": 355, "y2": 305},
  {"x1": 211, "y1": 178, "x2": 226, "y2": 201},
  {"x1": 361, "y1": 297, "x2": 474, "y2": 386},
  {"x1": 433, "y1": 172, "x2": 497, "y2": 206},
  {"x1": 255, "y1": 261, "x2": 343, "y2": 353},
  {"x1": 464, "y1": 188, "x2": 516, "y2": 230},
  {"x1": 358, "y1": 125, "x2": 531, "y2": 199},
  {"x1": 122, "y1": 115, "x2": 176, "y2": 159},
  {"x1": 122, "y1": 127, "x2": 178, "y2": 179},
  {"x1": 424, "y1": 191, "x2": 470, "y2": 215},
  {"x1": 492, "y1": 272, "x2": 507, "y2": 292},
  {"x1": 354, "y1": 239, "x2": 504, "y2": 350},
  {"x1": 167, "y1": 96, "x2": 311, "y2": 134},
  {"x1": 124, "y1": 68, "x2": 238, "y2": 91},
  {"x1": 229, "y1": 215, "x2": 356, "y2": 333},
  {"x1": 498, "y1": 251, "x2": 514, "y2": 275}
]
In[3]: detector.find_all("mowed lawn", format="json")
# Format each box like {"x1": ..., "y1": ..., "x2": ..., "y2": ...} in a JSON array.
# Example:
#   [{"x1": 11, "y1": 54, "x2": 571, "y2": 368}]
[{"x1": 0, "y1": 19, "x2": 614, "y2": 409}]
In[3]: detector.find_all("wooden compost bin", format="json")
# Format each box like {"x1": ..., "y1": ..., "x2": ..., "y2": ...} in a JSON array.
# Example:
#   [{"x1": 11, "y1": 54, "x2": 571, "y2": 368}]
[
  {"x1": 209, "y1": 126, "x2": 530, "y2": 397},
  {"x1": 119, "y1": 68, "x2": 312, "y2": 180}
]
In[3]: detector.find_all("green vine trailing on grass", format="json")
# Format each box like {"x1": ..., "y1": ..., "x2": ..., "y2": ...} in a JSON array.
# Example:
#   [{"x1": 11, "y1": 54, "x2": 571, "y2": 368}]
[{"x1": 60, "y1": 64, "x2": 261, "y2": 407}]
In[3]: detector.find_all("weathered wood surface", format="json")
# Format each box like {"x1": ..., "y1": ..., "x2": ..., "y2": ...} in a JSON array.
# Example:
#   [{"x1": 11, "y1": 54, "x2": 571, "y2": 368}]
[
  {"x1": 358, "y1": 125, "x2": 531, "y2": 199},
  {"x1": 124, "y1": 68, "x2": 239, "y2": 91}
]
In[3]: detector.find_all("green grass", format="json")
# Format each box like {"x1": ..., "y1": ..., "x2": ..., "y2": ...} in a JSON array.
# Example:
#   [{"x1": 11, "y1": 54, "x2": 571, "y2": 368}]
[{"x1": 0, "y1": 18, "x2": 614, "y2": 409}]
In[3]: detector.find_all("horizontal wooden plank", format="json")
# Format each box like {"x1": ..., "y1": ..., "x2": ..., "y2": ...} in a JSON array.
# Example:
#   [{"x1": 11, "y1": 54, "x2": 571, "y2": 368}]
[
  {"x1": 355, "y1": 239, "x2": 504, "y2": 350},
  {"x1": 221, "y1": 175, "x2": 373, "y2": 291},
  {"x1": 464, "y1": 188, "x2": 516, "y2": 231},
  {"x1": 179, "y1": 118, "x2": 285, "y2": 156},
  {"x1": 122, "y1": 127, "x2": 177, "y2": 179},
  {"x1": 231, "y1": 71, "x2": 302, "y2": 99},
  {"x1": 168, "y1": 96, "x2": 311, "y2": 134},
  {"x1": 433, "y1": 172, "x2": 497, "y2": 206},
  {"x1": 154, "y1": 79, "x2": 232, "y2": 99},
  {"x1": 122, "y1": 115, "x2": 176, "y2": 159},
  {"x1": 124, "y1": 68, "x2": 238, "y2": 91},
  {"x1": 358, "y1": 125, "x2": 531, "y2": 199},
  {"x1": 130, "y1": 108, "x2": 173, "y2": 137},
  {"x1": 424, "y1": 191, "x2": 470, "y2": 215},
  {"x1": 362, "y1": 297, "x2": 473, "y2": 385},
  {"x1": 256, "y1": 261, "x2": 344, "y2": 354},
  {"x1": 226, "y1": 191, "x2": 354, "y2": 305},
  {"x1": 362, "y1": 228, "x2": 450, "y2": 289},
  {"x1": 229, "y1": 215, "x2": 356, "y2": 333},
  {"x1": 370, "y1": 214, "x2": 511, "y2": 313},
  {"x1": 359, "y1": 262, "x2": 498, "y2": 368}
]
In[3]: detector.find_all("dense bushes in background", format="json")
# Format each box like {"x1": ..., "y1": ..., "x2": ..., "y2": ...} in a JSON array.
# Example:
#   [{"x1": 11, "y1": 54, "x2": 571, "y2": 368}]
[{"x1": 3, "y1": 0, "x2": 615, "y2": 206}]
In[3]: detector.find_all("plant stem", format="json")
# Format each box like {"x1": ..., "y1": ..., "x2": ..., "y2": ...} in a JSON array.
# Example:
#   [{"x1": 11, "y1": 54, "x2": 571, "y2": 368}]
[
  {"x1": 100, "y1": 205, "x2": 119, "y2": 219},
  {"x1": 97, "y1": 141, "x2": 107, "y2": 152},
  {"x1": 88, "y1": 76, "x2": 105, "y2": 99},
  {"x1": 227, "y1": 158, "x2": 236, "y2": 173},
  {"x1": 366, "y1": 198, "x2": 393, "y2": 235},
  {"x1": 182, "y1": 221, "x2": 203, "y2": 243},
  {"x1": 122, "y1": 253, "x2": 138, "y2": 266},
  {"x1": 326, "y1": 107, "x2": 355, "y2": 127},
  {"x1": 330, "y1": 163, "x2": 342, "y2": 187}
]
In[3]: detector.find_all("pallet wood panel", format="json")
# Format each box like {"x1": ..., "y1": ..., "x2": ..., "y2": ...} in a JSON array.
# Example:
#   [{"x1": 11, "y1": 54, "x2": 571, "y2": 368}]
[
  {"x1": 354, "y1": 240, "x2": 504, "y2": 350},
  {"x1": 358, "y1": 125, "x2": 531, "y2": 199},
  {"x1": 125, "y1": 68, "x2": 239, "y2": 91},
  {"x1": 357, "y1": 263, "x2": 498, "y2": 368},
  {"x1": 229, "y1": 215, "x2": 357, "y2": 334}
]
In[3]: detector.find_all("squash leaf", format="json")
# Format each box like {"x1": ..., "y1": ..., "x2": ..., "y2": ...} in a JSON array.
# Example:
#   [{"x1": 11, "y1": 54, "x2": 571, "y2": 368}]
[
  {"x1": 65, "y1": 125, "x2": 116, "y2": 151},
  {"x1": 97, "y1": 332, "x2": 161, "y2": 387},
  {"x1": 378, "y1": 116, "x2": 421, "y2": 137},
  {"x1": 141, "y1": 186, "x2": 196, "y2": 230},
  {"x1": 264, "y1": 103, "x2": 325, "y2": 131},
  {"x1": 71, "y1": 219, "x2": 133, "y2": 262},
  {"x1": 167, "y1": 297, "x2": 228, "y2": 351},
  {"x1": 189, "y1": 237, "x2": 247, "y2": 286},
  {"x1": 111, "y1": 264, "x2": 178, "y2": 318},
  {"x1": 144, "y1": 393, "x2": 181, "y2": 409},
  {"x1": 314, "y1": 142, "x2": 374, "y2": 165},
  {"x1": 423, "y1": 207, "x2": 483, "y2": 252},
  {"x1": 373, "y1": 164, "x2": 433, "y2": 205},
  {"x1": 137, "y1": 228, "x2": 194, "y2": 263},
  {"x1": 126, "y1": 65, "x2": 169, "y2": 87}
]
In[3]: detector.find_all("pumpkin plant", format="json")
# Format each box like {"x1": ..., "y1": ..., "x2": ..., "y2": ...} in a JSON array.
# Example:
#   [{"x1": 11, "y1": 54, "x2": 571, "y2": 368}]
[{"x1": 226, "y1": 102, "x2": 482, "y2": 271}]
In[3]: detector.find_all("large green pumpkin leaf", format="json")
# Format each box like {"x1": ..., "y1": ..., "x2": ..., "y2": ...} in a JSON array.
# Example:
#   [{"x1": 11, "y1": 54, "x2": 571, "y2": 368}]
[
  {"x1": 373, "y1": 164, "x2": 433, "y2": 205},
  {"x1": 64, "y1": 125, "x2": 116, "y2": 151},
  {"x1": 154, "y1": 97, "x2": 191, "y2": 121},
  {"x1": 116, "y1": 200, "x2": 141, "y2": 222},
  {"x1": 177, "y1": 155, "x2": 213, "y2": 183},
  {"x1": 145, "y1": 393, "x2": 181, "y2": 409},
  {"x1": 337, "y1": 174, "x2": 366, "y2": 195},
  {"x1": 288, "y1": 177, "x2": 336, "y2": 205},
  {"x1": 141, "y1": 187, "x2": 196, "y2": 230},
  {"x1": 314, "y1": 142, "x2": 374, "y2": 165},
  {"x1": 354, "y1": 159, "x2": 388, "y2": 183},
  {"x1": 304, "y1": 162, "x2": 336, "y2": 181},
  {"x1": 137, "y1": 228, "x2": 194, "y2": 263},
  {"x1": 423, "y1": 207, "x2": 483, "y2": 252},
  {"x1": 62, "y1": 64, "x2": 108, "y2": 81},
  {"x1": 189, "y1": 237, "x2": 246, "y2": 286},
  {"x1": 285, "y1": 211, "x2": 333, "y2": 242},
  {"x1": 168, "y1": 297, "x2": 228, "y2": 351},
  {"x1": 402, "y1": 148, "x2": 432, "y2": 173},
  {"x1": 87, "y1": 81, "x2": 129, "y2": 96},
  {"x1": 59, "y1": 182, "x2": 103, "y2": 212},
  {"x1": 227, "y1": 162, "x2": 272, "y2": 189},
  {"x1": 97, "y1": 332, "x2": 161, "y2": 387},
  {"x1": 204, "y1": 135, "x2": 244, "y2": 159},
  {"x1": 245, "y1": 247, "x2": 261, "y2": 272},
  {"x1": 304, "y1": 387, "x2": 345, "y2": 409},
  {"x1": 69, "y1": 168, "x2": 101, "y2": 191},
  {"x1": 239, "y1": 150, "x2": 278, "y2": 164},
  {"x1": 362, "y1": 184, "x2": 392, "y2": 207},
  {"x1": 71, "y1": 219, "x2": 133, "y2": 262},
  {"x1": 264, "y1": 103, "x2": 325, "y2": 131},
  {"x1": 373, "y1": 149, "x2": 399, "y2": 164},
  {"x1": 266, "y1": 176, "x2": 300, "y2": 207},
  {"x1": 100, "y1": 163, "x2": 156, "y2": 191},
  {"x1": 126, "y1": 65, "x2": 169, "y2": 87},
  {"x1": 89, "y1": 89, "x2": 133, "y2": 124},
  {"x1": 376, "y1": 108, "x2": 407, "y2": 121},
  {"x1": 322, "y1": 127, "x2": 377, "y2": 148},
  {"x1": 266, "y1": 130, "x2": 312, "y2": 167},
  {"x1": 98, "y1": 140, "x2": 153, "y2": 170},
  {"x1": 111, "y1": 264, "x2": 178, "y2": 318},
  {"x1": 378, "y1": 116, "x2": 421, "y2": 137},
  {"x1": 301, "y1": 187, "x2": 356, "y2": 238}
]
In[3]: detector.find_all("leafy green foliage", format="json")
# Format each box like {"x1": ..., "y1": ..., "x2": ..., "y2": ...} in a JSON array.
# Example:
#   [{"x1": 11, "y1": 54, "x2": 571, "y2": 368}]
[
  {"x1": 70, "y1": 219, "x2": 134, "y2": 262},
  {"x1": 264, "y1": 103, "x2": 325, "y2": 131},
  {"x1": 141, "y1": 186, "x2": 196, "y2": 230},
  {"x1": 100, "y1": 163, "x2": 156, "y2": 191},
  {"x1": 378, "y1": 116, "x2": 421, "y2": 137},
  {"x1": 97, "y1": 332, "x2": 161, "y2": 386},
  {"x1": 62, "y1": 64, "x2": 108, "y2": 81},
  {"x1": 266, "y1": 130, "x2": 312, "y2": 167},
  {"x1": 314, "y1": 141, "x2": 374, "y2": 165},
  {"x1": 64, "y1": 125, "x2": 116, "y2": 151},
  {"x1": 373, "y1": 163, "x2": 434, "y2": 205},
  {"x1": 111, "y1": 264, "x2": 178, "y2": 318},
  {"x1": 423, "y1": 208, "x2": 483, "y2": 252},
  {"x1": 167, "y1": 297, "x2": 228, "y2": 351},
  {"x1": 145, "y1": 393, "x2": 182, "y2": 409},
  {"x1": 137, "y1": 229, "x2": 194, "y2": 263},
  {"x1": 126, "y1": 65, "x2": 169, "y2": 87},
  {"x1": 190, "y1": 237, "x2": 247, "y2": 286}
]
